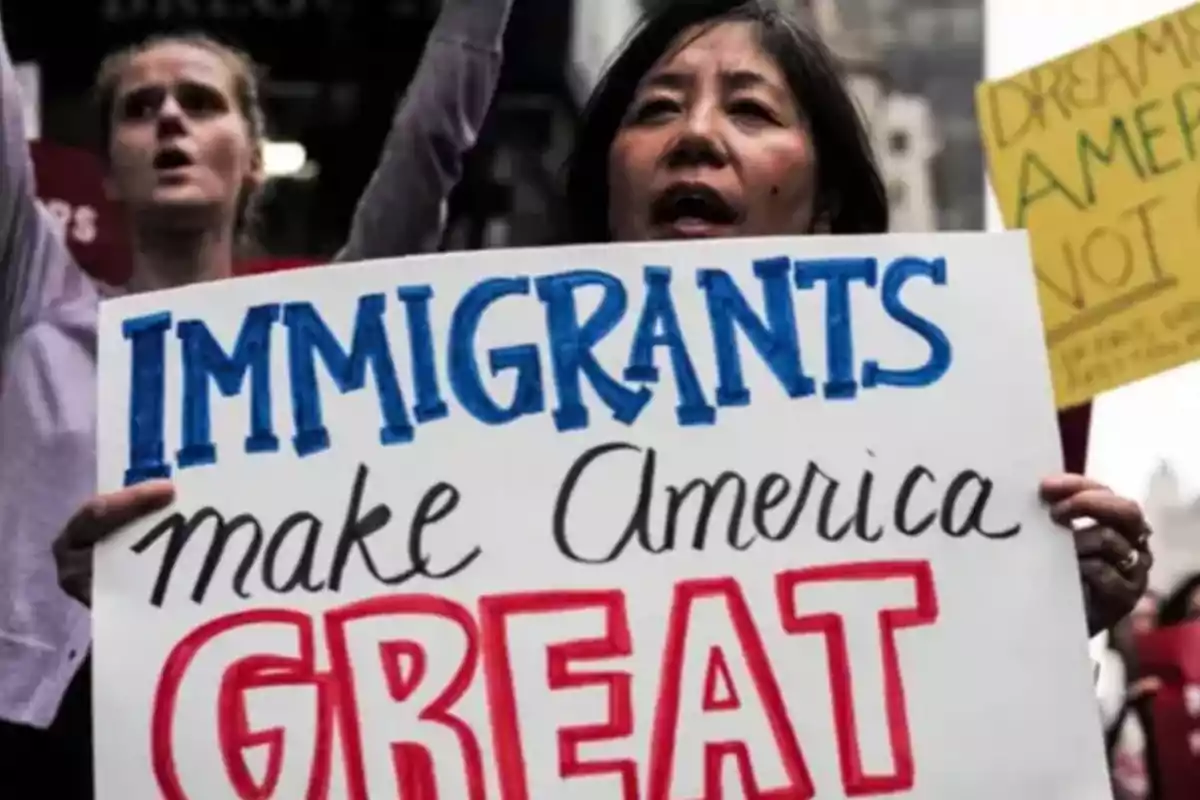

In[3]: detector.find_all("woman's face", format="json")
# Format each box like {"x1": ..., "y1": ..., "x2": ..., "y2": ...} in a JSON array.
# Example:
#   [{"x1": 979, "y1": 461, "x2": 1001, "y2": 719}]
[
  {"x1": 106, "y1": 43, "x2": 261, "y2": 228},
  {"x1": 607, "y1": 21, "x2": 818, "y2": 242}
]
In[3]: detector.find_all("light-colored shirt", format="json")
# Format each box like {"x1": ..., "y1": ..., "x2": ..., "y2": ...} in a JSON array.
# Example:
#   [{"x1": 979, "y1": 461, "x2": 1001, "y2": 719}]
[{"x1": 0, "y1": 0, "x2": 513, "y2": 728}]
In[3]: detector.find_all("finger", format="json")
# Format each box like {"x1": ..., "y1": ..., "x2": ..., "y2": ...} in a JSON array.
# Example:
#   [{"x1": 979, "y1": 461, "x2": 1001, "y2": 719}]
[
  {"x1": 1140, "y1": 545, "x2": 1156, "y2": 576},
  {"x1": 55, "y1": 541, "x2": 92, "y2": 607},
  {"x1": 1078, "y1": 557, "x2": 1143, "y2": 629},
  {"x1": 1040, "y1": 473, "x2": 1108, "y2": 502},
  {"x1": 60, "y1": 571, "x2": 90, "y2": 608},
  {"x1": 1077, "y1": 528, "x2": 1153, "y2": 590},
  {"x1": 1078, "y1": 550, "x2": 1143, "y2": 593},
  {"x1": 1049, "y1": 489, "x2": 1143, "y2": 536},
  {"x1": 1073, "y1": 525, "x2": 1133, "y2": 561},
  {"x1": 63, "y1": 480, "x2": 175, "y2": 549},
  {"x1": 1085, "y1": 547, "x2": 1149, "y2": 592},
  {"x1": 1131, "y1": 677, "x2": 1163, "y2": 696},
  {"x1": 1129, "y1": 685, "x2": 1155, "y2": 700}
]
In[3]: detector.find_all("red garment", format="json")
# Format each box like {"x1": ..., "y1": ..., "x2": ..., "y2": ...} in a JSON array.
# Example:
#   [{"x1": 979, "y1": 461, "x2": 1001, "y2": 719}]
[
  {"x1": 238, "y1": 256, "x2": 319, "y2": 274},
  {"x1": 1138, "y1": 622, "x2": 1200, "y2": 799}
]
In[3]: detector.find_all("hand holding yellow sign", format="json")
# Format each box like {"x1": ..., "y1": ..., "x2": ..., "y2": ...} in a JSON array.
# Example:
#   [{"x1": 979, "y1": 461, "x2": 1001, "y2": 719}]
[{"x1": 978, "y1": 3, "x2": 1200, "y2": 409}]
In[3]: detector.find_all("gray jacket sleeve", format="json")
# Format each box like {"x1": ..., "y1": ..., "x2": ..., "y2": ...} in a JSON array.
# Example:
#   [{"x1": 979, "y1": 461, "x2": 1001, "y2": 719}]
[
  {"x1": 0, "y1": 9, "x2": 77, "y2": 376},
  {"x1": 334, "y1": 0, "x2": 514, "y2": 263}
]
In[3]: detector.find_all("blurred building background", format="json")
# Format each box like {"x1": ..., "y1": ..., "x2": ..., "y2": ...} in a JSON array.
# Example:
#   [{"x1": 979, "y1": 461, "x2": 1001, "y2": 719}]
[
  {"x1": 802, "y1": 0, "x2": 984, "y2": 232},
  {"x1": 2, "y1": 0, "x2": 983, "y2": 257}
]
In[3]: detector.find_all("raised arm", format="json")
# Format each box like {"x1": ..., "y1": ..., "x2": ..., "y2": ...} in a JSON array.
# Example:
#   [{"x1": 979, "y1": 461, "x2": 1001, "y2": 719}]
[
  {"x1": 334, "y1": 0, "x2": 514, "y2": 262},
  {"x1": 0, "y1": 10, "x2": 76, "y2": 378}
]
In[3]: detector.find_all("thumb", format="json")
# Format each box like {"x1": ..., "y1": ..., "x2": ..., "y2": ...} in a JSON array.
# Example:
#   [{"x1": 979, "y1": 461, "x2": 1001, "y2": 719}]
[{"x1": 70, "y1": 480, "x2": 176, "y2": 547}]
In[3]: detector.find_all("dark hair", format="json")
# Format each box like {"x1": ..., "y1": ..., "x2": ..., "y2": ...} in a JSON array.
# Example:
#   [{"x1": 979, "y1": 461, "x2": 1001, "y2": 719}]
[
  {"x1": 564, "y1": 0, "x2": 888, "y2": 243},
  {"x1": 1157, "y1": 572, "x2": 1200, "y2": 627}
]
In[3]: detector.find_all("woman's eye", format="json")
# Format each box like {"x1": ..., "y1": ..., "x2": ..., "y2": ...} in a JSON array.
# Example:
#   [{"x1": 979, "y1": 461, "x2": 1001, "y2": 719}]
[
  {"x1": 176, "y1": 84, "x2": 229, "y2": 116},
  {"x1": 631, "y1": 98, "x2": 680, "y2": 123},
  {"x1": 121, "y1": 88, "x2": 162, "y2": 120},
  {"x1": 729, "y1": 100, "x2": 776, "y2": 123},
  {"x1": 118, "y1": 84, "x2": 229, "y2": 121}
]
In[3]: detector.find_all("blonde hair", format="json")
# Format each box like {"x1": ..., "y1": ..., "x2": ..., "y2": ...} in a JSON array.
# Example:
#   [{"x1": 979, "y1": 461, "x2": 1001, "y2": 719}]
[{"x1": 92, "y1": 33, "x2": 266, "y2": 243}]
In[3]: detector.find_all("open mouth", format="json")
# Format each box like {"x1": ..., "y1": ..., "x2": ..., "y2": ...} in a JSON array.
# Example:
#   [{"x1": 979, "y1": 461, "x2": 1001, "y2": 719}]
[
  {"x1": 650, "y1": 183, "x2": 740, "y2": 228},
  {"x1": 153, "y1": 147, "x2": 193, "y2": 170}
]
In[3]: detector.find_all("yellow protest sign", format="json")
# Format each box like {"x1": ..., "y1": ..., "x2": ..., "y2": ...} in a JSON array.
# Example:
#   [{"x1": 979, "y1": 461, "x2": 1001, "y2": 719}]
[{"x1": 978, "y1": 3, "x2": 1200, "y2": 409}]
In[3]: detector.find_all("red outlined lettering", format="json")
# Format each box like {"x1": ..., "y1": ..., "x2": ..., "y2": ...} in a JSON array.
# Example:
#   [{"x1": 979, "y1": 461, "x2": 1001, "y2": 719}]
[
  {"x1": 648, "y1": 578, "x2": 814, "y2": 800},
  {"x1": 145, "y1": 561, "x2": 943, "y2": 798},
  {"x1": 702, "y1": 647, "x2": 742, "y2": 712},
  {"x1": 378, "y1": 639, "x2": 427, "y2": 702},
  {"x1": 151, "y1": 609, "x2": 334, "y2": 800},
  {"x1": 479, "y1": 590, "x2": 637, "y2": 800},
  {"x1": 217, "y1": 654, "x2": 336, "y2": 800},
  {"x1": 776, "y1": 560, "x2": 939, "y2": 796},
  {"x1": 324, "y1": 595, "x2": 484, "y2": 800}
]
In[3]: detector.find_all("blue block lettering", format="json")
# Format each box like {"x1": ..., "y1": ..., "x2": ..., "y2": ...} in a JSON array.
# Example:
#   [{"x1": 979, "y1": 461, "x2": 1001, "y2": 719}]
[
  {"x1": 697, "y1": 257, "x2": 815, "y2": 406},
  {"x1": 397, "y1": 285, "x2": 449, "y2": 423},
  {"x1": 449, "y1": 276, "x2": 545, "y2": 424},
  {"x1": 282, "y1": 294, "x2": 411, "y2": 456},
  {"x1": 122, "y1": 311, "x2": 173, "y2": 486},
  {"x1": 176, "y1": 304, "x2": 280, "y2": 469},
  {"x1": 794, "y1": 257, "x2": 877, "y2": 399},
  {"x1": 863, "y1": 256, "x2": 953, "y2": 388},
  {"x1": 535, "y1": 270, "x2": 651, "y2": 431},
  {"x1": 624, "y1": 266, "x2": 714, "y2": 425}
]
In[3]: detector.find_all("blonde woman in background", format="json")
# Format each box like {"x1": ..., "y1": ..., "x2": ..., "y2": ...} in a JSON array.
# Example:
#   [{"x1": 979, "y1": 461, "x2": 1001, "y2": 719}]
[{"x1": 0, "y1": 2, "x2": 514, "y2": 796}]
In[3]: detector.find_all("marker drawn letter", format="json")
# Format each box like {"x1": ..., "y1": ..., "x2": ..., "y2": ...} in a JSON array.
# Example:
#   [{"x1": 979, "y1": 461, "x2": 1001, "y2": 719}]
[
  {"x1": 648, "y1": 578, "x2": 814, "y2": 800},
  {"x1": 479, "y1": 590, "x2": 637, "y2": 799},
  {"x1": 151, "y1": 609, "x2": 334, "y2": 800},
  {"x1": 282, "y1": 293, "x2": 411, "y2": 456},
  {"x1": 775, "y1": 560, "x2": 939, "y2": 795},
  {"x1": 176, "y1": 303, "x2": 281, "y2": 468},
  {"x1": 324, "y1": 595, "x2": 485, "y2": 800}
]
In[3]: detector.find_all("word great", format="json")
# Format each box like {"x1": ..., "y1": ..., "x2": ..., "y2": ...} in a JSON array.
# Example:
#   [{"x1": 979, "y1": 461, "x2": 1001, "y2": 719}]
[
  {"x1": 120, "y1": 257, "x2": 953, "y2": 485},
  {"x1": 150, "y1": 561, "x2": 937, "y2": 799}
]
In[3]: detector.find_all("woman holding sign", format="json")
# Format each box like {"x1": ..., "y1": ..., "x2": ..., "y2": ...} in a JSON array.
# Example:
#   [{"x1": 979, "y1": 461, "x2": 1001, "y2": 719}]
[
  {"x1": 45, "y1": 0, "x2": 1151, "y2": 751},
  {"x1": 0, "y1": 0, "x2": 512, "y2": 794},
  {"x1": 557, "y1": 0, "x2": 1152, "y2": 636}
]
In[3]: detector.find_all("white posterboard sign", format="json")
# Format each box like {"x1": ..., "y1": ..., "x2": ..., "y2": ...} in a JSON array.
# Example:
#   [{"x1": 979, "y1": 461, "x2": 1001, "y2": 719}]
[{"x1": 95, "y1": 233, "x2": 1109, "y2": 798}]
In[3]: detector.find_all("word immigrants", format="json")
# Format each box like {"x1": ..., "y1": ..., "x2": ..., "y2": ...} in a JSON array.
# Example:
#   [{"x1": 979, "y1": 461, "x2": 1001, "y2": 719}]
[
  {"x1": 119, "y1": 256, "x2": 953, "y2": 484},
  {"x1": 152, "y1": 561, "x2": 938, "y2": 799}
]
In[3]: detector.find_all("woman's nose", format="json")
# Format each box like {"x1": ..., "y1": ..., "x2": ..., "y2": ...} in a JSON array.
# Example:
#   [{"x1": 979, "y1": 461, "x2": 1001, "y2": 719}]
[
  {"x1": 682, "y1": 100, "x2": 724, "y2": 139},
  {"x1": 155, "y1": 94, "x2": 187, "y2": 135},
  {"x1": 159, "y1": 90, "x2": 185, "y2": 116},
  {"x1": 665, "y1": 101, "x2": 730, "y2": 168},
  {"x1": 666, "y1": 112, "x2": 728, "y2": 169}
]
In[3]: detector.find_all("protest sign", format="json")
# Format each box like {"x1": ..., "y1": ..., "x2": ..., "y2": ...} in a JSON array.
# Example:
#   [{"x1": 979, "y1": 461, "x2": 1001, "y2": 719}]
[
  {"x1": 93, "y1": 232, "x2": 1109, "y2": 798},
  {"x1": 978, "y1": 2, "x2": 1200, "y2": 409}
]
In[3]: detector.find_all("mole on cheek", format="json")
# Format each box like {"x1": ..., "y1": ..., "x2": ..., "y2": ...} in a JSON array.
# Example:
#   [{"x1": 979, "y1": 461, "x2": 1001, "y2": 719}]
[{"x1": 769, "y1": 185, "x2": 780, "y2": 196}]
